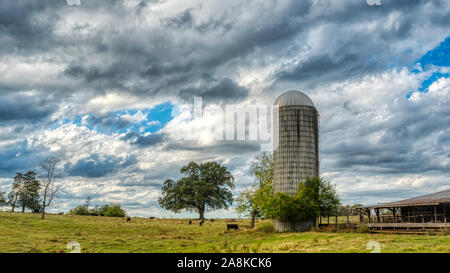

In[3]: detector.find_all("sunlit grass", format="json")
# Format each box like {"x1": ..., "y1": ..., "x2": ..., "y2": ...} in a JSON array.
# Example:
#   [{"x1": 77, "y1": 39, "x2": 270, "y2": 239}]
[{"x1": 0, "y1": 212, "x2": 448, "y2": 253}]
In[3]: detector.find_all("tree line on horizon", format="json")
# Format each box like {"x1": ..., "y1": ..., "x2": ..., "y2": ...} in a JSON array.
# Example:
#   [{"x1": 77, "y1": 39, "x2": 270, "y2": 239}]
[{"x1": 0, "y1": 153, "x2": 355, "y2": 224}]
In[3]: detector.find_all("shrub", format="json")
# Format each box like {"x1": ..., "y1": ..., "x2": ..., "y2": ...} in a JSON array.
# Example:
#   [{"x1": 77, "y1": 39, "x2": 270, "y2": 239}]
[
  {"x1": 260, "y1": 177, "x2": 340, "y2": 223},
  {"x1": 103, "y1": 204, "x2": 127, "y2": 218},
  {"x1": 69, "y1": 205, "x2": 90, "y2": 216},
  {"x1": 69, "y1": 203, "x2": 127, "y2": 217}
]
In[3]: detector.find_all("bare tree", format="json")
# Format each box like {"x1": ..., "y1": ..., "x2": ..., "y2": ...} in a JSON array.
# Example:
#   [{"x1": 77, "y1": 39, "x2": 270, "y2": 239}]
[
  {"x1": 85, "y1": 196, "x2": 92, "y2": 211},
  {"x1": 39, "y1": 158, "x2": 62, "y2": 219}
]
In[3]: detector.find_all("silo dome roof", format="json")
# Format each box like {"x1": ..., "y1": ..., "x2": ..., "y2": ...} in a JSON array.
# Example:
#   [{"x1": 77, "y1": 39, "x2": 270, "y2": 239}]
[{"x1": 274, "y1": 90, "x2": 315, "y2": 107}]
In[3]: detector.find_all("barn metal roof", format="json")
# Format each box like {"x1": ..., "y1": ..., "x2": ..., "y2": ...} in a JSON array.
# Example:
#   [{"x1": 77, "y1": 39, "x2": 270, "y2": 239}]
[
  {"x1": 274, "y1": 90, "x2": 315, "y2": 108},
  {"x1": 358, "y1": 189, "x2": 450, "y2": 209}
]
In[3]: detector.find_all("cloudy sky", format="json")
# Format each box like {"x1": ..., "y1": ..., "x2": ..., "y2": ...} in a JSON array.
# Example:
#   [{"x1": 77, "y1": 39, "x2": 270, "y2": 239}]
[{"x1": 0, "y1": 0, "x2": 449, "y2": 217}]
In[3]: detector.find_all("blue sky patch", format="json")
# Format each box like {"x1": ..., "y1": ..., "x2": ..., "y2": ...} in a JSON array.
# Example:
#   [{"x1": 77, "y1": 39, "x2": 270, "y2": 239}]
[
  {"x1": 416, "y1": 36, "x2": 450, "y2": 68},
  {"x1": 59, "y1": 102, "x2": 174, "y2": 136},
  {"x1": 408, "y1": 36, "x2": 450, "y2": 98}
]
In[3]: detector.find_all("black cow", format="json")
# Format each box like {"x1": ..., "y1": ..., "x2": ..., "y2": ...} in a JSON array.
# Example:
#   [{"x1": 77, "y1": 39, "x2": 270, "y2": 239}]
[
  {"x1": 126, "y1": 217, "x2": 131, "y2": 222},
  {"x1": 227, "y1": 224, "x2": 239, "y2": 231}
]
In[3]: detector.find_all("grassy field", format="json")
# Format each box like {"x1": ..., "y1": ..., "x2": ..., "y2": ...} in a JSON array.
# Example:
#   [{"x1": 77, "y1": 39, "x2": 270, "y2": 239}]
[{"x1": 0, "y1": 212, "x2": 448, "y2": 253}]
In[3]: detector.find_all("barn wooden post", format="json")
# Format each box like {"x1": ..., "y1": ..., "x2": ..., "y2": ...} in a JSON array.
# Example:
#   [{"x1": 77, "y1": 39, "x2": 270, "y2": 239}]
[
  {"x1": 422, "y1": 212, "x2": 425, "y2": 231},
  {"x1": 375, "y1": 208, "x2": 380, "y2": 223},
  {"x1": 434, "y1": 205, "x2": 437, "y2": 223},
  {"x1": 444, "y1": 205, "x2": 447, "y2": 230},
  {"x1": 393, "y1": 208, "x2": 396, "y2": 223},
  {"x1": 367, "y1": 209, "x2": 371, "y2": 223},
  {"x1": 406, "y1": 207, "x2": 410, "y2": 230}
]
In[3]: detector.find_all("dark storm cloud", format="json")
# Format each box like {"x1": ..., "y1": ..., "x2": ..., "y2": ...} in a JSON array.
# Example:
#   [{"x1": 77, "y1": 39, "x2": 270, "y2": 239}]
[
  {"x1": 323, "y1": 96, "x2": 450, "y2": 175},
  {"x1": 84, "y1": 112, "x2": 132, "y2": 131},
  {"x1": 166, "y1": 141, "x2": 260, "y2": 154},
  {"x1": 0, "y1": 93, "x2": 54, "y2": 123},
  {"x1": 276, "y1": 53, "x2": 376, "y2": 84},
  {"x1": 162, "y1": 9, "x2": 194, "y2": 29},
  {"x1": 272, "y1": 0, "x2": 449, "y2": 89},
  {"x1": 121, "y1": 131, "x2": 166, "y2": 147},
  {"x1": 0, "y1": 140, "x2": 54, "y2": 176},
  {"x1": 3, "y1": 0, "x2": 446, "y2": 106},
  {"x1": 0, "y1": 0, "x2": 62, "y2": 53},
  {"x1": 64, "y1": 154, "x2": 137, "y2": 178},
  {"x1": 179, "y1": 78, "x2": 249, "y2": 104},
  {"x1": 46, "y1": 0, "x2": 315, "y2": 102}
]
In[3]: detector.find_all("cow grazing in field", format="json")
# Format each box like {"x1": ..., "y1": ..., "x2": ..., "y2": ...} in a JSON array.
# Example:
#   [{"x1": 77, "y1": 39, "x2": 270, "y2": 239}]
[
  {"x1": 227, "y1": 224, "x2": 239, "y2": 231},
  {"x1": 199, "y1": 220, "x2": 204, "y2": 226},
  {"x1": 210, "y1": 219, "x2": 215, "y2": 222},
  {"x1": 149, "y1": 217, "x2": 156, "y2": 220},
  {"x1": 126, "y1": 217, "x2": 131, "y2": 222},
  {"x1": 188, "y1": 220, "x2": 192, "y2": 225}
]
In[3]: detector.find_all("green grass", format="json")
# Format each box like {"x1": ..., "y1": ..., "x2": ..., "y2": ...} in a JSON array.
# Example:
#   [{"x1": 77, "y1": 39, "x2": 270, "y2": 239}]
[{"x1": 0, "y1": 212, "x2": 448, "y2": 253}]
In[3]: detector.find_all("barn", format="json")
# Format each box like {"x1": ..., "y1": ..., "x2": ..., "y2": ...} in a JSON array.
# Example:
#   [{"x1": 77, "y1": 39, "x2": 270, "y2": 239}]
[{"x1": 358, "y1": 189, "x2": 450, "y2": 230}]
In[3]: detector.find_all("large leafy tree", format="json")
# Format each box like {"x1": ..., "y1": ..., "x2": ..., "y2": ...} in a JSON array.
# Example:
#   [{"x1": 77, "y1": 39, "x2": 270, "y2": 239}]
[
  {"x1": 236, "y1": 152, "x2": 273, "y2": 228},
  {"x1": 10, "y1": 171, "x2": 41, "y2": 213},
  {"x1": 158, "y1": 161, "x2": 234, "y2": 220}
]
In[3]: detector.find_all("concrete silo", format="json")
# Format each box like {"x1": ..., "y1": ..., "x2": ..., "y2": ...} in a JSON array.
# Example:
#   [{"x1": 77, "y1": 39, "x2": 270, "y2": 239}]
[{"x1": 273, "y1": 90, "x2": 319, "y2": 232}]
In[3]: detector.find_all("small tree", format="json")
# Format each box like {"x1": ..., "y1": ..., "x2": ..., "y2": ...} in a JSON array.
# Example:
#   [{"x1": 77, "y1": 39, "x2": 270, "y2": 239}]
[
  {"x1": 235, "y1": 187, "x2": 260, "y2": 227},
  {"x1": 103, "y1": 204, "x2": 127, "y2": 217},
  {"x1": 8, "y1": 178, "x2": 20, "y2": 212},
  {"x1": 38, "y1": 158, "x2": 62, "y2": 219},
  {"x1": 0, "y1": 192, "x2": 6, "y2": 207},
  {"x1": 236, "y1": 152, "x2": 273, "y2": 228},
  {"x1": 159, "y1": 161, "x2": 234, "y2": 220}
]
